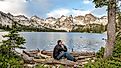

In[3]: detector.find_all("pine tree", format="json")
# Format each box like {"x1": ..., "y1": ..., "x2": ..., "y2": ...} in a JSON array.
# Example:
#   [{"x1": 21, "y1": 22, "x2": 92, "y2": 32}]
[
  {"x1": 93, "y1": 0, "x2": 116, "y2": 58},
  {"x1": 0, "y1": 21, "x2": 26, "y2": 67}
]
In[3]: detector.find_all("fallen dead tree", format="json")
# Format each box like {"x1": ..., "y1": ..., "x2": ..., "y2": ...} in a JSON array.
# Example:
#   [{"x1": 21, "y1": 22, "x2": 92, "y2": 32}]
[
  {"x1": 23, "y1": 50, "x2": 96, "y2": 67},
  {"x1": 40, "y1": 50, "x2": 95, "y2": 57},
  {"x1": 34, "y1": 58, "x2": 80, "y2": 67}
]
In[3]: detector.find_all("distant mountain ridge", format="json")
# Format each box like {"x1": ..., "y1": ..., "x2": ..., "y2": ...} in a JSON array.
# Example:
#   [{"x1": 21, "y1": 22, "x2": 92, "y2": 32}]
[{"x1": 0, "y1": 11, "x2": 107, "y2": 32}]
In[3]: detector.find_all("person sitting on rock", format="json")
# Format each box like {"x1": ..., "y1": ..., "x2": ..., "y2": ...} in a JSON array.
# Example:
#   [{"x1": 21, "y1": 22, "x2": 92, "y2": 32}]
[{"x1": 53, "y1": 40, "x2": 76, "y2": 62}]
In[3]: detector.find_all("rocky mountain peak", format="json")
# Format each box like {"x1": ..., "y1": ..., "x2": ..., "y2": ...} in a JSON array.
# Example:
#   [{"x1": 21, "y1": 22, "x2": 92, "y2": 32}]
[
  {"x1": 7, "y1": 13, "x2": 13, "y2": 17},
  {"x1": 14, "y1": 15, "x2": 28, "y2": 21},
  {"x1": 46, "y1": 17, "x2": 56, "y2": 20},
  {"x1": 31, "y1": 15, "x2": 44, "y2": 21},
  {"x1": 85, "y1": 13, "x2": 97, "y2": 21},
  {"x1": 61, "y1": 15, "x2": 65, "y2": 18},
  {"x1": 74, "y1": 15, "x2": 84, "y2": 20},
  {"x1": 100, "y1": 16, "x2": 107, "y2": 19},
  {"x1": 0, "y1": 11, "x2": 108, "y2": 32},
  {"x1": 0, "y1": 11, "x2": 9, "y2": 18},
  {"x1": 31, "y1": 15, "x2": 40, "y2": 20}
]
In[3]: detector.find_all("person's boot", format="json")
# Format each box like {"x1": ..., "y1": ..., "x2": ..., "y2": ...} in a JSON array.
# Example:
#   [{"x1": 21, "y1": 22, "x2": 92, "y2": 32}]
[{"x1": 73, "y1": 58, "x2": 77, "y2": 62}]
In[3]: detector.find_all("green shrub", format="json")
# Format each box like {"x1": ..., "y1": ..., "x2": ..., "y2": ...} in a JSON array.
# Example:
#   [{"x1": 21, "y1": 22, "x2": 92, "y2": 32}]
[
  {"x1": 84, "y1": 58, "x2": 121, "y2": 68},
  {"x1": 113, "y1": 32, "x2": 121, "y2": 58},
  {"x1": 84, "y1": 31, "x2": 121, "y2": 68},
  {"x1": 96, "y1": 47, "x2": 105, "y2": 58},
  {"x1": 0, "y1": 53, "x2": 23, "y2": 68}
]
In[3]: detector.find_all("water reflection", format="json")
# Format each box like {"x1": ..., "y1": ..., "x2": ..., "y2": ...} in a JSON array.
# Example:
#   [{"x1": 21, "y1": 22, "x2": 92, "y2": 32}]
[{"x1": 19, "y1": 32, "x2": 107, "y2": 52}]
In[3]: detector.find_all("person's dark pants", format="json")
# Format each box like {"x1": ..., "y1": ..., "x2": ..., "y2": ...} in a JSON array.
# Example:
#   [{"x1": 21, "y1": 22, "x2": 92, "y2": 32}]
[{"x1": 56, "y1": 52, "x2": 75, "y2": 61}]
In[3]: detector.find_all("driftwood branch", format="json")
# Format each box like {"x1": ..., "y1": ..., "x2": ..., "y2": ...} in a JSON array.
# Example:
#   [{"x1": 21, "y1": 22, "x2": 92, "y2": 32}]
[{"x1": 22, "y1": 50, "x2": 96, "y2": 67}]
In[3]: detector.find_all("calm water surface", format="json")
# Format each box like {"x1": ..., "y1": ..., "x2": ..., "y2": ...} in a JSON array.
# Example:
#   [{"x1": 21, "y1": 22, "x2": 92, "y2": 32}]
[{"x1": 19, "y1": 32, "x2": 107, "y2": 52}]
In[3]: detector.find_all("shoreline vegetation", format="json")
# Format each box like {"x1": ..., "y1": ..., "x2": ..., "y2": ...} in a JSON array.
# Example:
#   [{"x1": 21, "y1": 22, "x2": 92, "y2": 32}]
[{"x1": 0, "y1": 23, "x2": 107, "y2": 33}]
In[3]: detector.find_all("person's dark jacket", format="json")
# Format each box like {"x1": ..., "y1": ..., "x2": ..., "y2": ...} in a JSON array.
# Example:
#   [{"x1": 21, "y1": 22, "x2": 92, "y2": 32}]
[{"x1": 53, "y1": 44, "x2": 67, "y2": 59}]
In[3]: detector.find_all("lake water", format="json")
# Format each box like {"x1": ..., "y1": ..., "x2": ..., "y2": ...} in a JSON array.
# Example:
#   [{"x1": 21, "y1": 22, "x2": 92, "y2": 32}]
[
  {"x1": 19, "y1": 32, "x2": 107, "y2": 52},
  {"x1": 0, "y1": 32, "x2": 107, "y2": 52}
]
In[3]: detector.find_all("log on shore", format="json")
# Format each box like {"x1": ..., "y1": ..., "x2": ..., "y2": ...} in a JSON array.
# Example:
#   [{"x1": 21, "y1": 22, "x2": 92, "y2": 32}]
[
  {"x1": 23, "y1": 50, "x2": 96, "y2": 67},
  {"x1": 77, "y1": 55, "x2": 95, "y2": 60},
  {"x1": 70, "y1": 51, "x2": 95, "y2": 57},
  {"x1": 41, "y1": 50, "x2": 95, "y2": 57},
  {"x1": 33, "y1": 55, "x2": 95, "y2": 66},
  {"x1": 34, "y1": 58, "x2": 80, "y2": 66},
  {"x1": 28, "y1": 50, "x2": 95, "y2": 57}
]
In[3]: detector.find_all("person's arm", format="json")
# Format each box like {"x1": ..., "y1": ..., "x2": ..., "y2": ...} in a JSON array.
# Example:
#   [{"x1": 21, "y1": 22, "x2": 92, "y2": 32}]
[
  {"x1": 63, "y1": 45, "x2": 67, "y2": 52},
  {"x1": 59, "y1": 45, "x2": 67, "y2": 52},
  {"x1": 56, "y1": 45, "x2": 64, "y2": 52}
]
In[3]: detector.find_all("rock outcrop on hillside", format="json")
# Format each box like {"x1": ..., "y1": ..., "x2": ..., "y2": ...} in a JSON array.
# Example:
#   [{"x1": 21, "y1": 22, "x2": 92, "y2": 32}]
[{"x1": 0, "y1": 11, "x2": 107, "y2": 32}]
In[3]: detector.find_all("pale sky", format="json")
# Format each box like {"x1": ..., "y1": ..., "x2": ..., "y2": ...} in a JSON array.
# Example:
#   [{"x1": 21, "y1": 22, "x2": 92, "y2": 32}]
[{"x1": 0, "y1": 0, "x2": 109, "y2": 18}]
